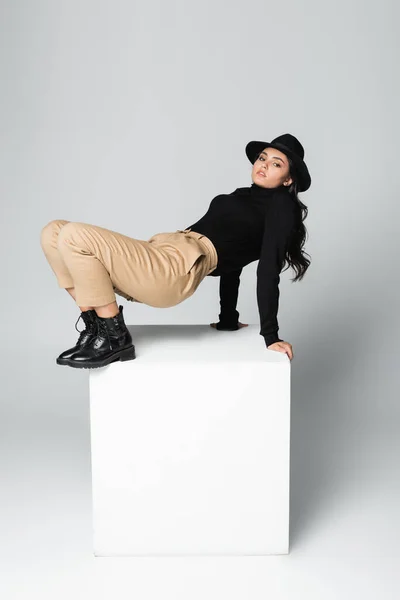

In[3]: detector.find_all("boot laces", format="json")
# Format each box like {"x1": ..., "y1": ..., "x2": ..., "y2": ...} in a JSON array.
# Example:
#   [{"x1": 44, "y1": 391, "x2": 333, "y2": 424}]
[
  {"x1": 75, "y1": 309, "x2": 120, "y2": 351},
  {"x1": 74, "y1": 312, "x2": 97, "y2": 344}
]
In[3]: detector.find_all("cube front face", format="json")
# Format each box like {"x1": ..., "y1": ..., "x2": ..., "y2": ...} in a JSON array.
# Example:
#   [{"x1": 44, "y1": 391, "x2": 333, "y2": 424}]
[{"x1": 90, "y1": 361, "x2": 291, "y2": 556}]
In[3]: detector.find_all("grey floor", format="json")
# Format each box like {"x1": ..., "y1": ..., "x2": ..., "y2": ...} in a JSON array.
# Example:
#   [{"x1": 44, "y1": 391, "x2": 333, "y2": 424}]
[{"x1": 1, "y1": 341, "x2": 398, "y2": 600}]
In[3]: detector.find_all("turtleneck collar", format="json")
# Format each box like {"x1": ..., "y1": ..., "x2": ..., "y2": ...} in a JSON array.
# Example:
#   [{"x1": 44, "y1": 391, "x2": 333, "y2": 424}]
[{"x1": 250, "y1": 182, "x2": 284, "y2": 197}]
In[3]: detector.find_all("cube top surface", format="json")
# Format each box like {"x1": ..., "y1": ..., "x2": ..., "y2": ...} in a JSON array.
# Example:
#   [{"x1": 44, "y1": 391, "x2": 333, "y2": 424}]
[{"x1": 99, "y1": 324, "x2": 289, "y2": 364}]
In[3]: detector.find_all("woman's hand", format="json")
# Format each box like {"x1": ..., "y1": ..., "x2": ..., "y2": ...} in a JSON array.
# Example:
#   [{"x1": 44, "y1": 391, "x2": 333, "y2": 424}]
[
  {"x1": 210, "y1": 322, "x2": 249, "y2": 329},
  {"x1": 267, "y1": 340, "x2": 293, "y2": 360}
]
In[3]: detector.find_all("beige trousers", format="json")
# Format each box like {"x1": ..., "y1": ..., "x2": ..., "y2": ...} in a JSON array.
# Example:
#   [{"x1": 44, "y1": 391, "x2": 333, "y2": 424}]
[{"x1": 40, "y1": 220, "x2": 218, "y2": 308}]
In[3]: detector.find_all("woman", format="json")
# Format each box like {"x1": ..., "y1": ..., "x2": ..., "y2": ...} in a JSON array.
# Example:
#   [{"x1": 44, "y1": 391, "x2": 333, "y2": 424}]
[{"x1": 40, "y1": 133, "x2": 311, "y2": 369}]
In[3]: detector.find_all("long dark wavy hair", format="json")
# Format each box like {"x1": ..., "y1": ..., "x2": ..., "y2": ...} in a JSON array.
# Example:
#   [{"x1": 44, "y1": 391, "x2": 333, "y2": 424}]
[{"x1": 280, "y1": 155, "x2": 311, "y2": 283}]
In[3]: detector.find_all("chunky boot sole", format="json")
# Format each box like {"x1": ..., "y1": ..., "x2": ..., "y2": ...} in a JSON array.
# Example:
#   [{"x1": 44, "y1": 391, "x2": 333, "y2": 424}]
[{"x1": 57, "y1": 344, "x2": 136, "y2": 369}]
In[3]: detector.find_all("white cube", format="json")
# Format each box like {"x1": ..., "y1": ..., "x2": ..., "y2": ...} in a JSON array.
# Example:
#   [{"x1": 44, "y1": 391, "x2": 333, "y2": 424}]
[{"x1": 89, "y1": 324, "x2": 291, "y2": 556}]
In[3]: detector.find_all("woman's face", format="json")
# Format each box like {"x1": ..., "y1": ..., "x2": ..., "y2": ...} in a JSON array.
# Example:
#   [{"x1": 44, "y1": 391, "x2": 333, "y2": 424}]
[{"x1": 251, "y1": 147, "x2": 293, "y2": 189}]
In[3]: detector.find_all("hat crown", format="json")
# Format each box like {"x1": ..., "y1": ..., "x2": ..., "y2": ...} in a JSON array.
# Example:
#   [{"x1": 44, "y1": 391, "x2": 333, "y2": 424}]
[{"x1": 269, "y1": 133, "x2": 304, "y2": 160}]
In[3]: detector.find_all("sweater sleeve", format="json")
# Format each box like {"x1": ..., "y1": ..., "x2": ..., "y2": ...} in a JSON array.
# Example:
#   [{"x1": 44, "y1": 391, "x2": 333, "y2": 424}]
[
  {"x1": 256, "y1": 192, "x2": 296, "y2": 347},
  {"x1": 215, "y1": 268, "x2": 243, "y2": 330}
]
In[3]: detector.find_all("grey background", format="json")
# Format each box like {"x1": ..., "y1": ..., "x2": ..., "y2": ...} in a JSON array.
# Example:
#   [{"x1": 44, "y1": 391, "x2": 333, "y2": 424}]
[{"x1": 1, "y1": 0, "x2": 399, "y2": 597}]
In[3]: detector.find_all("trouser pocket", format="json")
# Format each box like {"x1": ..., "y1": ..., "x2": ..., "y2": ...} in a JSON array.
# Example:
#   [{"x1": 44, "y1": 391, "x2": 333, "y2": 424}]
[{"x1": 150, "y1": 231, "x2": 207, "y2": 275}]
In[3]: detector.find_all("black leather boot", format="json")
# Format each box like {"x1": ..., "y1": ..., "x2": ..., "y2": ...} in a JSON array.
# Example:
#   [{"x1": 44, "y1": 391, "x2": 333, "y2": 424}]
[
  {"x1": 56, "y1": 309, "x2": 98, "y2": 365},
  {"x1": 61, "y1": 305, "x2": 136, "y2": 369}
]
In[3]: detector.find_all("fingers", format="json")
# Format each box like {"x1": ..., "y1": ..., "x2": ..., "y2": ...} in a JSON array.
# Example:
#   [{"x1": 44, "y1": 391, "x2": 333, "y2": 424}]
[
  {"x1": 267, "y1": 341, "x2": 294, "y2": 361},
  {"x1": 280, "y1": 343, "x2": 293, "y2": 361}
]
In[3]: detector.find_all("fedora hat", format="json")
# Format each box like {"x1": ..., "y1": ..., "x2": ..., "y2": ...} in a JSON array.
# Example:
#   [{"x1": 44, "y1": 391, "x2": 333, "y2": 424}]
[{"x1": 245, "y1": 133, "x2": 311, "y2": 192}]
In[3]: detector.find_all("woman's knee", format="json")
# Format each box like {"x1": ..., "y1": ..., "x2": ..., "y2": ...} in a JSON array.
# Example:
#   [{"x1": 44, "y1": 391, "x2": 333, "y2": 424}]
[
  {"x1": 56, "y1": 221, "x2": 88, "y2": 249},
  {"x1": 40, "y1": 219, "x2": 70, "y2": 249}
]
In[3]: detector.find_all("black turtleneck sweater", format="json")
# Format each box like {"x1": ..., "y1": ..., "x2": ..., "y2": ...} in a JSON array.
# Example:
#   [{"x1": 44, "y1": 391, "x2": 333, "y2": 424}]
[{"x1": 184, "y1": 182, "x2": 297, "y2": 347}]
